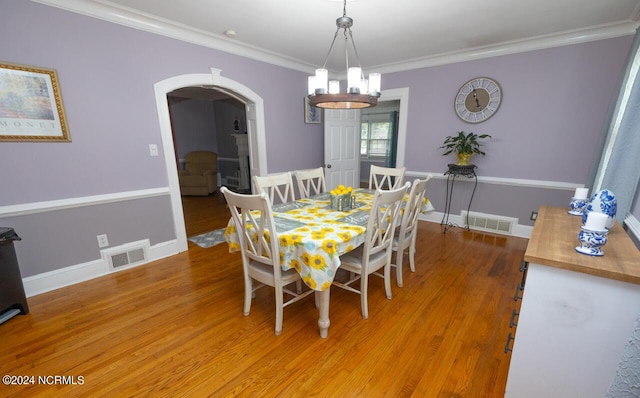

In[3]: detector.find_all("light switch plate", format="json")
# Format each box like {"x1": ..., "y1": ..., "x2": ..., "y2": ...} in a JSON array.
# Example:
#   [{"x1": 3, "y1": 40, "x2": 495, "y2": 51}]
[{"x1": 149, "y1": 144, "x2": 158, "y2": 157}]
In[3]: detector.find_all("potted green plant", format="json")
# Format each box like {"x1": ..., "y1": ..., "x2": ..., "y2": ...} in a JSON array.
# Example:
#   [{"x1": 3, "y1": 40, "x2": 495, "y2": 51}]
[{"x1": 440, "y1": 131, "x2": 491, "y2": 165}]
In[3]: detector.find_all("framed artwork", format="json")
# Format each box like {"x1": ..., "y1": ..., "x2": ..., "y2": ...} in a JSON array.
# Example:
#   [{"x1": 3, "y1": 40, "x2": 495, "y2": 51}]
[
  {"x1": 304, "y1": 96, "x2": 322, "y2": 124},
  {"x1": 0, "y1": 62, "x2": 70, "y2": 142}
]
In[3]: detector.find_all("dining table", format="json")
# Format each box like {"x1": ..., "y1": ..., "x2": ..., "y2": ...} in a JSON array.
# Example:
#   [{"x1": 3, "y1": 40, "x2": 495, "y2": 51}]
[{"x1": 223, "y1": 188, "x2": 434, "y2": 338}]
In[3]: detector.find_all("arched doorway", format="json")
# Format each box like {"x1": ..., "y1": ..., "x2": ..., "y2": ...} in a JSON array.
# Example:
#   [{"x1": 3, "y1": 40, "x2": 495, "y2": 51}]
[{"x1": 154, "y1": 68, "x2": 267, "y2": 252}]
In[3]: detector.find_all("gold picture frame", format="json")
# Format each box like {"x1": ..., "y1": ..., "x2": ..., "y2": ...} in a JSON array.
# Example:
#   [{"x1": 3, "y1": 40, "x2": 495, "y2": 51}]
[{"x1": 0, "y1": 62, "x2": 70, "y2": 142}]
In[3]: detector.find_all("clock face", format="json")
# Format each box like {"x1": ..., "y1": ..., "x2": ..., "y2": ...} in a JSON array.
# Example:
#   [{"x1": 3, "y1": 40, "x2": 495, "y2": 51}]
[{"x1": 454, "y1": 77, "x2": 502, "y2": 123}]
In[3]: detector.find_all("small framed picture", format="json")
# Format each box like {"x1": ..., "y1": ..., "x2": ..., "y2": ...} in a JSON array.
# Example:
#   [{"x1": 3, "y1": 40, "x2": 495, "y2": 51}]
[
  {"x1": 0, "y1": 62, "x2": 71, "y2": 142},
  {"x1": 304, "y1": 97, "x2": 322, "y2": 124}
]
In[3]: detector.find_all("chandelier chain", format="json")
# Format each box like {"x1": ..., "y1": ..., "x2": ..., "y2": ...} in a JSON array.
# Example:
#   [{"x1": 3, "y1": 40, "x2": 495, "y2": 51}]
[{"x1": 321, "y1": 29, "x2": 341, "y2": 69}]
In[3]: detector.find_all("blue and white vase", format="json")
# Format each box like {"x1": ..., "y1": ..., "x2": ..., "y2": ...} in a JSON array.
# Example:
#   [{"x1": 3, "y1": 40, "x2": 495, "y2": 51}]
[
  {"x1": 581, "y1": 189, "x2": 617, "y2": 229},
  {"x1": 568, "y1": 197, "x2": 588, "y2": 215},
  {"x1": 576, "y1": 226, "x2": 609, "y2": 256}
]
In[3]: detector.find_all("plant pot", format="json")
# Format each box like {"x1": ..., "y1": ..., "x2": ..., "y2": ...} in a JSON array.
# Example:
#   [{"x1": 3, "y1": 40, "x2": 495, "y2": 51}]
[{"x1": 456, "y1": 153, "x2": 473, "y2": 165}]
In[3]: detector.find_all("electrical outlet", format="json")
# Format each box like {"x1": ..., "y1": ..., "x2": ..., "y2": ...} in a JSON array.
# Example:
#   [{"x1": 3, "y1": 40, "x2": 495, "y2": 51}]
[
  {"x1": 97, "y1": 234, "x2": 109, "y2": 248},
  {"x1": 530, "y1": 211, "x2": 538, "y2": 221}
]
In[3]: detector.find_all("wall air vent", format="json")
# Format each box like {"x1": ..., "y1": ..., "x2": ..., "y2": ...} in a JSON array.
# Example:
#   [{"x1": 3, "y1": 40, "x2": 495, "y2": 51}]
[
  {"x1": 461, "y1": 211, "x2": 517, "y2": 235},
  {"x1": 101, "y1": 239, "x2": 150, "y2": 272}
]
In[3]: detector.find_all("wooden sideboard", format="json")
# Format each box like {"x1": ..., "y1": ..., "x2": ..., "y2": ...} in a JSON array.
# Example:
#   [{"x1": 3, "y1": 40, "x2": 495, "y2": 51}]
[{"x1": 505, "y1": 206, "x2": 640, "y2": 398}]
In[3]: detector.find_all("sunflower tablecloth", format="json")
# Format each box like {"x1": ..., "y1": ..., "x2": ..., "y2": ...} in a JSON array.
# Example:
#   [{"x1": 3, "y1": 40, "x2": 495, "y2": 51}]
[{"x1": 223, "y1": 189, "x2": 433, "y2": 291}]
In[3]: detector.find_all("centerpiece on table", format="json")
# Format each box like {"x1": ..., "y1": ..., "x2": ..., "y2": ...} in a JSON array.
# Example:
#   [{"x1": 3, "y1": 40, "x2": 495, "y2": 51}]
[{"x1": 330, "y1": 184, "x2": 353, "y2": 210}]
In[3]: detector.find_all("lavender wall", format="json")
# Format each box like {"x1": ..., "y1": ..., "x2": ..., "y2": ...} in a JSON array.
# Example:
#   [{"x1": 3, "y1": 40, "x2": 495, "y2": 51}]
[
  {"x1": 0, "y1": 1, "x2": 323, "y2": 206},
  {"x1": 171, "y1": 99, "x2": 218, "y2": 161},
  {"x1": 213, "y1": 100, "x2": 247, "y2": 158},
  {"x1": 386, "y1": 37, "x2": 633, "y2": 182},
  {"x1": 385, "y1": 36, "x2": 634, "y2": 224}
]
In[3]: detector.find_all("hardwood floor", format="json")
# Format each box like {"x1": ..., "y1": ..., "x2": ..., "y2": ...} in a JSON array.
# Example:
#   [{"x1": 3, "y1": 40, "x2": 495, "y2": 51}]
[{"x1": 1, "y1": 192, "x2": 527, "y2": 397}]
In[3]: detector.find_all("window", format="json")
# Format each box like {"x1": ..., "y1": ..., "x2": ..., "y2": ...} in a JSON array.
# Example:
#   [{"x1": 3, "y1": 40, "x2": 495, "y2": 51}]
[{"x1": 361, "y1": 120, "x2": 392, "y2": 157}]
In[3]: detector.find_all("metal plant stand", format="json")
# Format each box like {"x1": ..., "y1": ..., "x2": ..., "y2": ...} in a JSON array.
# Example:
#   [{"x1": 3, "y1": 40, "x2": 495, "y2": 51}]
[{"x1": 441, "y1": 164, "x2": 478, "y2": 233}]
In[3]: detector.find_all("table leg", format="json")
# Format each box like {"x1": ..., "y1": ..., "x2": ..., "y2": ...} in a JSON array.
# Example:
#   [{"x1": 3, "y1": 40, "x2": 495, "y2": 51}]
[{"x1": 316, "y1": 289, "x2": 330, "y2": 338}]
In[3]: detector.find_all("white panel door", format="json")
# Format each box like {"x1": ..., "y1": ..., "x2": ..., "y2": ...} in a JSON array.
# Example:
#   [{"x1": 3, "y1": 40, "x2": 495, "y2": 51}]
[{"x1": 324, "y1": 109, "x2": 360, "y2": 189}]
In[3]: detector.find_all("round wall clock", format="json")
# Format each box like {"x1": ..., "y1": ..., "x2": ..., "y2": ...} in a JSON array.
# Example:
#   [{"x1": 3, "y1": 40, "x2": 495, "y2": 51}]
[{"x1": 454, "y1": 77, "x2": 502, "y2": 123}]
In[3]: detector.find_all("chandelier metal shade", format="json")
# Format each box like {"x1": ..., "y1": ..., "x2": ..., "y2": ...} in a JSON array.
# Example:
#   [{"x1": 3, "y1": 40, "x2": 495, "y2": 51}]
[{"x1": 307, "y1": 0, "x2": 381, "y2": 109}]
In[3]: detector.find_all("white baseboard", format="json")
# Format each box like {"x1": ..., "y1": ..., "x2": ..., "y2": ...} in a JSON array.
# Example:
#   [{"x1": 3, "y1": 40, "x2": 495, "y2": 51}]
[
  {"x1": 420, "y1": 212, "x2": 533, "y2": 239},
  {"x1": 23, "y1": 239, "x2": 179, "y2": 297}
]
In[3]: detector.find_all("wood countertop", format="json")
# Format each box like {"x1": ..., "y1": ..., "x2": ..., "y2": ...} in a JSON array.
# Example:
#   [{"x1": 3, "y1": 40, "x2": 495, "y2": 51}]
[{"x1": 524, "y1": 206, "x2": 640, "y2": 284}]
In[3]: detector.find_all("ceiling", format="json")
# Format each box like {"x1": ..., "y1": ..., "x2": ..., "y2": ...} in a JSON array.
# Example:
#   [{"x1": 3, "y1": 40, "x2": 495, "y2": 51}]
[
  {"x1": 78, "y1": 0, "x2": 640, "y2": 74},
  {"x1": 38, "y1": 0, "x2": 639, "y2": 102}
]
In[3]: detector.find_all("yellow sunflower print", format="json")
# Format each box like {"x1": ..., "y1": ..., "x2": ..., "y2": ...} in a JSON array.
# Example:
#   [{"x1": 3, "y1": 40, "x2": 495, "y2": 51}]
[
  {"x1": 302, "y1": 252, "x2": 312, "y2": 266},
  {"x1": 321, "y1": 239, "x2": 338, "y2": 256},
  {"x1": 279, "y1": 235, "x2": 294, "y2": 247},
  {"x1": 309, "y1": 255, "x2": 327, "y2": 270},
  {"x1": 289, "y1": 234, "x2": 303, "y2": 245},
  {"x1": 337, "y1": 231, "x2": 352, "y2": 242},
  {"x1": 290, "y1": 259, "x2": 301, "y2": 273},
  {"x1": 311, "y1": 231, "x2": 326, "y2": 240},
  {"x1": 303, "y1": 275, "x2": 317, "y2": 290}
]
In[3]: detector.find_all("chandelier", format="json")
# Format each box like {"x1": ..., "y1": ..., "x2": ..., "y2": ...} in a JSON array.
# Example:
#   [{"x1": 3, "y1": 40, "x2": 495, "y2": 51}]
[{"x1": 307, "y1": 0, "x2": 381, "y2": 109}]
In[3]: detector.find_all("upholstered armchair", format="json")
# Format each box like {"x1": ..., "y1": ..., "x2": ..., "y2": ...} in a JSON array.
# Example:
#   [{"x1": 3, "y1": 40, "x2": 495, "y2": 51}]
[{"x1": 178, "y1": 151, "x2": 218, "y2": 196}]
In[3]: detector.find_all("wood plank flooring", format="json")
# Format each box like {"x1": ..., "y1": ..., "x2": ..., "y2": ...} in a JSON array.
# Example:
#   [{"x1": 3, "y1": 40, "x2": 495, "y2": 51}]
[{"x1": 0, "y1": 192, "x2": 527, "y2": 397}]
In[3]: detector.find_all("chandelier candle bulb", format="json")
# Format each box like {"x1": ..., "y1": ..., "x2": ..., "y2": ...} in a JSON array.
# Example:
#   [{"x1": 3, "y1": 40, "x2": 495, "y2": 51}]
[
  {"x1": 329, "y1": 80, "x2": 340, "y2": 94},
  {"x1": 369, "y1": 73, "x2": 381, "y2": 94},
  {"x1": 585, "y1": 211, "x2": 608, "y2": 231},
  {"x1": 348, "y1": 67, "x2": 361, "y2": 93},
  {"x1": 308, "y1": 76, "x2": 317, "y2": 95},
  {"x1": 315, "y1": 68, "x2": 328, "y2": 94},
  {"x1": 360, "y1": 78, "x2": 368, "y2": 94},
  {"x1": 574, "y1": 187, "x2": 589, "y2": 200}
]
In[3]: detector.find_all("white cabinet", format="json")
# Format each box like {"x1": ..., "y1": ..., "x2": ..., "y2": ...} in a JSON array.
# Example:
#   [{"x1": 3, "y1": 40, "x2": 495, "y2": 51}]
[
  {"x1": 505, "y1": 263, "x2": 640, "y2": 398},
  {"x1": 505, "y1": 206, "x2": 640, "y2": 397}
]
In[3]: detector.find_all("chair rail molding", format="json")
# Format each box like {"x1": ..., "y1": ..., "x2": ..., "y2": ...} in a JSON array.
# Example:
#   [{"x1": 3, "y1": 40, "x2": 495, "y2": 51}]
[
  {"x1": 407, "y1": 171, "x2": 584, "y2": 191},
  {"x1": 0, "y1": 188, "x2": 169, "y2": 218}
]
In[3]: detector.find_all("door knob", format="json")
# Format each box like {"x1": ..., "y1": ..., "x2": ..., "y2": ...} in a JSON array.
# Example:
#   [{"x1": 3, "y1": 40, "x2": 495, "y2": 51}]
[{"x1": 326, "y1": 164, "x2": 332, "y2": 169}]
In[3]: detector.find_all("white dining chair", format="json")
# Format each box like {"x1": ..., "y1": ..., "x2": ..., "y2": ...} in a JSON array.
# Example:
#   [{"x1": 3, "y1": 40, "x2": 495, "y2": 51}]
[
  {"x1": 221, "y1": 187, "x2": 313, "y2": 335},
  {"x1": 333, "y1": 181, "x2": 410, "y2": 319},
  {"x1": 253, "y1": 172, "x2": 296, "y2": 204},
  {"x1": 392, "y1": 175, "x2": 432, "y2": 287},
  {"x1": 294, "y1": 167, "x2": 326, "y2": 198},
  {"x1": 369, "y1": 165, "x2": 406, "y2": 190}
]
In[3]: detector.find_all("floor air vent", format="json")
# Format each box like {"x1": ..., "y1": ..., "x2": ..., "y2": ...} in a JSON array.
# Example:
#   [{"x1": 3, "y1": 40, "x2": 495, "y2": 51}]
[
  {"x1": 461, "y1": 211, "x2": 517, "y2": 235},
  {"x1": 101, "y1": 239, "x2": 150, "y2": 272}
]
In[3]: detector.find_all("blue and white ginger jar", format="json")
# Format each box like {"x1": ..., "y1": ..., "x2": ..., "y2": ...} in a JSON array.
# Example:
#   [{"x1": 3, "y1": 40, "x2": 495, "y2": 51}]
[{"x1": 582, "y1": 189, "x2": 617, "y2": 229}]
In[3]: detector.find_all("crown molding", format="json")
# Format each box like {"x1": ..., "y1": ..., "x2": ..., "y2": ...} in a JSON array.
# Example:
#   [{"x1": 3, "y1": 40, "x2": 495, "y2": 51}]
[
  {"x1": 371, "y1": 21, "x2": 640, "y2": 74},
  {"x1": 33, "y1": 0, "x2": 639, "y2": 75},
  {"x1": 32, "y1": 0, "x2": 316, "y2": 74}
]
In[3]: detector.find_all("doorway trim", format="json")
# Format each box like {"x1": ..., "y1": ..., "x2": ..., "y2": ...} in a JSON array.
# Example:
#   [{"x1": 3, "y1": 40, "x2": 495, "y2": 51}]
[
  {"x1": 154, "y1": 68, "x2": 267, "y2": 252},
  {"x1": 378, "y1": 87, "x2": 409, "y2": 168}
]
